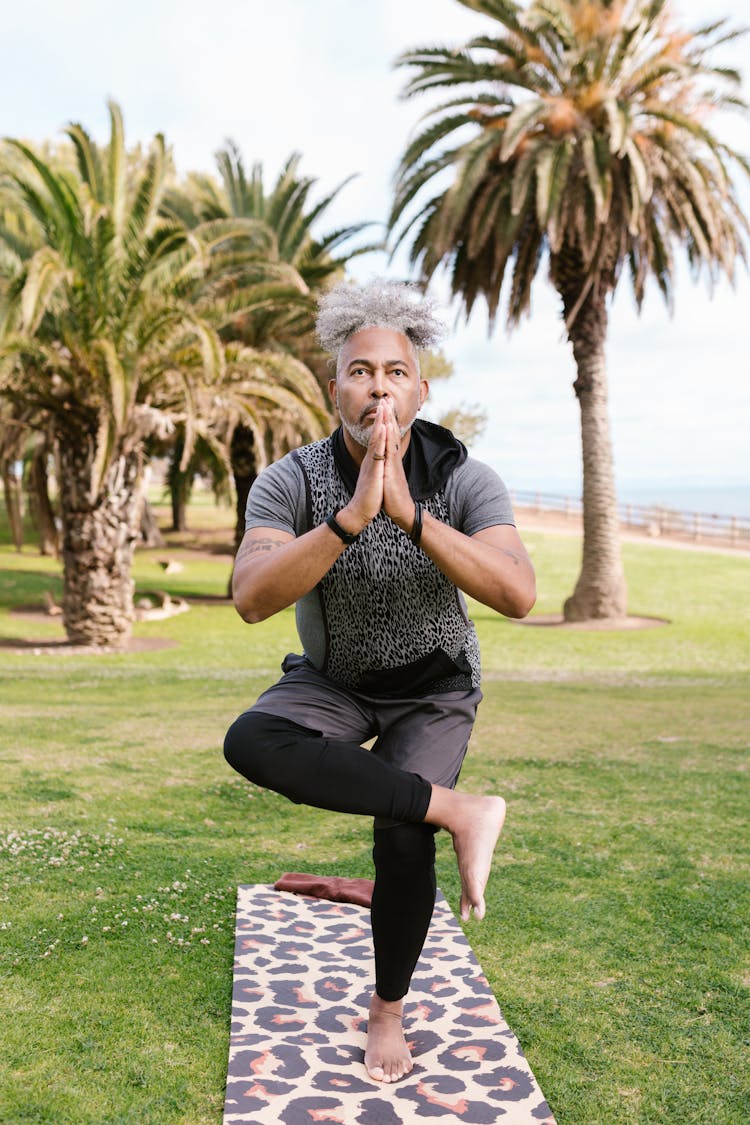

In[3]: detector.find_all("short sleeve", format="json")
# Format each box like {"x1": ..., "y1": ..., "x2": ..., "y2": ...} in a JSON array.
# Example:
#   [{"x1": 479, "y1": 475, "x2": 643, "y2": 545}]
[
  {"x1": 244, "y1": 453, "x2": 304, "y2": 534},
  {"x1": 445, "y1": 457, "x2": 516, "y2": 536}
]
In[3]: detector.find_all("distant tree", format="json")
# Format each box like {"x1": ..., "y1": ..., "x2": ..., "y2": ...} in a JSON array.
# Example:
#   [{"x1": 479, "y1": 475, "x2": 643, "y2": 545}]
[
  {"x1": 0, "y1": 103, "x2": 324, "y2": 645},
  {"x1": 438, "y1": 404, "x2": 488, "y2": 446},
  {"x1": 391, "y1": 0, "x2": 749, "y2": 620},
  {"x1": 419, "y1": 349, "x2": 488, "y2": 446}
]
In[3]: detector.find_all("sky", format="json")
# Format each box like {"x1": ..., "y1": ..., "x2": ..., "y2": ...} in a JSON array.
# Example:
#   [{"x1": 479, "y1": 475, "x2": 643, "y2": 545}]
[{"x1": 4, "y1": 0, "x2": 749, "y2": 509}]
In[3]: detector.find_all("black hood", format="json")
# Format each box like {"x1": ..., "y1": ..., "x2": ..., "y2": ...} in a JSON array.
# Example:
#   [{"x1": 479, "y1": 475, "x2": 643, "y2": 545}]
[{"x1": 332, "y1": 418, "x2": 467, "y2": 500}]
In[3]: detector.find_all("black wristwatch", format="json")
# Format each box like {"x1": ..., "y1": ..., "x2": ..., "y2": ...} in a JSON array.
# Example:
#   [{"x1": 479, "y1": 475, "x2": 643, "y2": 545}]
[{"x1": 325, "y1": 512, "x2": 360, "y2": 545}]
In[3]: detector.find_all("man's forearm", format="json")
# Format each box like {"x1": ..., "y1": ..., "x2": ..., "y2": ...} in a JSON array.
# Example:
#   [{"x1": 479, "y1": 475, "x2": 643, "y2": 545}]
[
  {"x1": 232, "y1": 524, "x2": 347, "y2": 623},
  {"x1": 234, "y1": 508, "x2": 534, "y2": 624},
  {"x1": 418, "y1": 512, "x2": 536, "y2": 618}
]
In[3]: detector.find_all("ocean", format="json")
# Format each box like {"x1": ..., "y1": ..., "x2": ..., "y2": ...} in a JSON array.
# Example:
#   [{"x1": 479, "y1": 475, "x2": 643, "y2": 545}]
[
  {"x1": 614, "y1": 484, "x2": 749, "y2": 519},
  {"x1": 519, "y1": 482, "x2": 750, "y2": 519}
]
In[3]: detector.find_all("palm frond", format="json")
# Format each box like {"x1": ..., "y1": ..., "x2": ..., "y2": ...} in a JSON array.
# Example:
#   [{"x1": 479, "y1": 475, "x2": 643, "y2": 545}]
[
  {"x1": 20, "y1": 246, "x2": 71, "y2": 334},
  {"x1": 540, "y1": 139, "x2": 575, "y2": 251},
  {"x1": 65, "y1": 123, "x2": 105, "y2": 198},
  {"x1": 437, "y1": 130, "x2": 505, "y2": 251},
  {"x1": 455, "y1": 0, "x2": 527, "y2": 39},
  {"x1": 390, "y1": 149, "x2": 465, "y2": 236},
  {"x1": 391, "y1": 0, "x2": 748, "y2": 331},
  {"x1": 4, "y1": 140, "x2": 82, "y2": 255},
  {"x1": 398, "y1": 48, "x2": 544, "y2": 98},
  {"x1": 93, "y1": 337, "x2": 130, "y2": 432},
  {"x1": 500, "y1": 98, "x2": 548, "y2": 159},
  {"x1": 398, "y1": 112, "x2": 486, "y2": 180},
  {"x1": 106, "y1": 100, "x2": 127, "y2": 239},
  {"x1": 127, "y1": 134, "x2": 168, "y2": 245},
  {"x1": 216, "y1": 140, "x2": 251, "y2": 216}
]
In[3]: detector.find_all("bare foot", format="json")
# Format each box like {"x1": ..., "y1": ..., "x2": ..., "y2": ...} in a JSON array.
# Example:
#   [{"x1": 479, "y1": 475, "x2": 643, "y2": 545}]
[
  {"x1": 364, "y1": 995, "x2": 413, "y2": 1083},
  {"x1": 453, "y1": 794, "x2": 506, "y2": 920},
  {"x1": 425, "y1": 788, "x2": 506, "y2": 921}
]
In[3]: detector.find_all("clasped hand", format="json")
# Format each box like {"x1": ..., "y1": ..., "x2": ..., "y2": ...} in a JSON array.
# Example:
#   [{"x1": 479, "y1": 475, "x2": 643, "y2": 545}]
[{"x1": 344, "y1": 401, "x2": 416, "y2": 534}]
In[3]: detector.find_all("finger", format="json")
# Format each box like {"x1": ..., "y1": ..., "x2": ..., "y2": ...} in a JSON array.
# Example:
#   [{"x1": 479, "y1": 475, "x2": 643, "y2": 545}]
[
  {"x1": 384, "y1": 407, "x2": 401, "y2": 457},
  {"x1": 367, "y1": 405, "x2": 387, "y2": 463}
]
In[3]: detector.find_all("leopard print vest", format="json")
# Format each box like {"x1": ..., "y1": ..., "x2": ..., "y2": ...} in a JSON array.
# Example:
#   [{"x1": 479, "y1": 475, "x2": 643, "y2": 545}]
[{"x1": 292, "y1": 437, "x2": 480, "y2": 696}]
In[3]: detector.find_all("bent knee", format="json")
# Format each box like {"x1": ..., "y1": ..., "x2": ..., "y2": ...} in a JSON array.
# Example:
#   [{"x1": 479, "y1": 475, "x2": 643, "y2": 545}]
[
  {"x1": 223, "y1": 709, "x2": 318, "y2": 776},
  {"x1": 223, "y1": 710, "x2": 276, "y2": 772}
]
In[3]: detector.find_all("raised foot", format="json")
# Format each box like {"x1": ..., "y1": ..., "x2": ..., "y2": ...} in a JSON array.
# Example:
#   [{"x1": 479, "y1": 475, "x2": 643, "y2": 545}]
[
  {"x1": 364, "y1": 997, "x2": 413, "y2": 1083},
  {"x1": 452, "y1": 794, "x2": 506, "y2": 922}
]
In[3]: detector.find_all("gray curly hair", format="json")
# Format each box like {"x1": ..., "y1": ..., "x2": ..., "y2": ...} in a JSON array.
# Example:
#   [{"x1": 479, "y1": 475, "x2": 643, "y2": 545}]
[{"x1": 316, "y1": 279, "x2": 445, "y2": 371}]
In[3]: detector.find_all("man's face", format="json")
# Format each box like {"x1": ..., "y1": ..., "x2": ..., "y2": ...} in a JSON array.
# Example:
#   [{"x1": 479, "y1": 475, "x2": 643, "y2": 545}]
[{"x1": 329, "y1": 327, "x2": 429, "y2": 450}]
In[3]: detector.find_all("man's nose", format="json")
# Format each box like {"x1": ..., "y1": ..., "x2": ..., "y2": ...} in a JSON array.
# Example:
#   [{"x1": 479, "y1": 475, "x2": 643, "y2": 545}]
[{"x1": 370, "y1": 372, "x2": 389, "y2": 398}]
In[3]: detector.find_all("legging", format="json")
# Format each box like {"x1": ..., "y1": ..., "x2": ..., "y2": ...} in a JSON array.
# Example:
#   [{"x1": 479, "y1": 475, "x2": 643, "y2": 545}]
[{"x1": 223, "y1": 710, "x2": 437, "y2": 1001}]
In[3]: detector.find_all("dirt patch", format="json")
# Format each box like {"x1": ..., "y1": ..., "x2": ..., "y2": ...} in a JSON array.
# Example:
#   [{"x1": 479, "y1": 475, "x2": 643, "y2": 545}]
[
  {"x1": 516, "y1": 613, "x2": 669, "y2": 631},
  {"x1": 179, "y1": 594, "x2": 232, "y2": 606},
  {"x1": 4, "y1": 605, "x2": 179, "y2": 652},
  {"x1": 0, "y1": 635, "x2": 177, "y2": 654},
  {"x1": 10, "y1": 594, "x2": 230, "y2": 620}
]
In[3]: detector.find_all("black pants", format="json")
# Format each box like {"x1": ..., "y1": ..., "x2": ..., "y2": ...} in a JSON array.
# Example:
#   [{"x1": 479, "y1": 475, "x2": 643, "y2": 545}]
[{"x1": 224, "y1": 711, "x2": 437, "y2": 1000}]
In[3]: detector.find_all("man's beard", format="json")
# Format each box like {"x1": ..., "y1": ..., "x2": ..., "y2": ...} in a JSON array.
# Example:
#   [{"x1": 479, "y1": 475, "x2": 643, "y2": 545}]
[{"x1": 341, "y1": 406, "x2": 413, "y2": 450}]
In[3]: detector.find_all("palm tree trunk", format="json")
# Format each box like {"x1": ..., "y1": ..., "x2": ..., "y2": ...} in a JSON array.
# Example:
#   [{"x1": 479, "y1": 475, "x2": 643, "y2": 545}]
[
  {"x1": 56, "y1": 428, "x2": 141, "y2": 647},
  {"x1": 167, "y1": 436, "x2": 192, "y2": 532},
  {"x1": 2, "y1": 460, "x2": 24, "y2": 551},
  {"x1": 139, "y1": 496, "x2": 165, "y2": 548},
  {"x1": 231, "y1": 423, "x2": 257, "y2": 554},
  {"x1": 563, "y1": 294, "x2": 627, "y2": 621},
  {"x1": 29, "y1": 443, "x2": 59, "y2": 557},
  {"x1": 171, "y1": 487, "x2": 188, "y2": 532},
  {"x1": 169, "y1": 469, "x2": 190, "y2": 532},
  {"x1": 227, "y1": 423, "x2": 257, "y2": 597}
]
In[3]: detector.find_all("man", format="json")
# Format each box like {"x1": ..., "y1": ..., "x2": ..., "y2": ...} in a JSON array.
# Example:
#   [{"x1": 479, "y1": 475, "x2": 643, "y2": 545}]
[{"x1": 224, "y1": 279, "x2": 536, "y2": 1084}]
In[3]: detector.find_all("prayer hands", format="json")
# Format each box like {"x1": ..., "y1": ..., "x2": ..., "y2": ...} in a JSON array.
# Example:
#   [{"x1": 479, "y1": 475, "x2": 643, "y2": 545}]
[{"x1": 342, "y1": 401, "x2": 415, "y2": 534}]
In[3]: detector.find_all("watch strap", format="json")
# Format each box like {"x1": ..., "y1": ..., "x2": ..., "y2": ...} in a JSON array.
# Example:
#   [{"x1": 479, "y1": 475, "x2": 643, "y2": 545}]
[{"x1": 325, "y1": 512, "x2": 360, "y2": 545}]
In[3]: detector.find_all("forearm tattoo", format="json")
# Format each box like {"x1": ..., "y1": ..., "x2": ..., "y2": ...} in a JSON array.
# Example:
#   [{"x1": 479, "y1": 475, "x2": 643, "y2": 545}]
[
  {"x1": 499, "y1": 547, "x2": 522, "y2": 565},
  {"x1": 235, "y1": 535, "x2": 287, "y2": 562}
]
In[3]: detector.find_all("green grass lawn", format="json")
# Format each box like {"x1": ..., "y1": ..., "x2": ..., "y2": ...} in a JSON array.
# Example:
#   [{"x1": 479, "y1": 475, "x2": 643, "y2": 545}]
[{"x1": 1, "y1": 511, "x2": 748, "y2": 1124}]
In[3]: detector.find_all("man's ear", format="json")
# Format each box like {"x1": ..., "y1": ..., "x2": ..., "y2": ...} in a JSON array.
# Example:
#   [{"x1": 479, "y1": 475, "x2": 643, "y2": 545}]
[
  {"x1": 328, "y1": 377, "x2": 338, "y2": 411},
  {"x1": 418, "y1": 379, "x2": 429, "y2": 409}
]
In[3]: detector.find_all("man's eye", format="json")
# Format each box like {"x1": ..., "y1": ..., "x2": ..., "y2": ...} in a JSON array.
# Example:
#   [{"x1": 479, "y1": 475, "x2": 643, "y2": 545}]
[{"x1": 391, "y1": 368, "x2": 406, "y2": 378}]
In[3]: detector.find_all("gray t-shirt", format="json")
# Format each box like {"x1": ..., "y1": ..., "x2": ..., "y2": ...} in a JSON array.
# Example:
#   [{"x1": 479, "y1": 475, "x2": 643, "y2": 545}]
[
  {"x1": 245, "y1": 445, "x2": 515, "y2": 673},
  {"x1": 246, "y1": 449, "x2": 514, "y2": 537}
]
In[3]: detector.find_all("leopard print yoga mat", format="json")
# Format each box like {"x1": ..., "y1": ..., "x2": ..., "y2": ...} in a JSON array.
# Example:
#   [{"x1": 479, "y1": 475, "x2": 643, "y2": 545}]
[{"x1": 223, "y1": 885, "x2": 556, "y2": 1124}]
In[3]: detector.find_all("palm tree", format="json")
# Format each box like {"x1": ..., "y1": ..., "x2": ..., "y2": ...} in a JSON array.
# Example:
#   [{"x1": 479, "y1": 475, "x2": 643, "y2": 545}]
[
  {"x1": 166, "y1": 144, "x2": 374, "y2": 298},
  {"x1": 156, "y1": 340, "x2": 330, "y2": 544},
  {"x1": 391, "y1": 0, "x2": 749, "y2": 620},
  {"x1": 0, "y1": 102, "x2": 320, "y2": 646},
  {"x1": 164, "y1": 145, "x2": 375, "y2": 552}
]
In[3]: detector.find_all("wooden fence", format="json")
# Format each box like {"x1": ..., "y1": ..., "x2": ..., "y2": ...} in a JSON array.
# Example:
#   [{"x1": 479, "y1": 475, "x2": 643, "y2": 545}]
[{"x1": 510, "y1": 489, "x2": 750, "y2": 548}]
